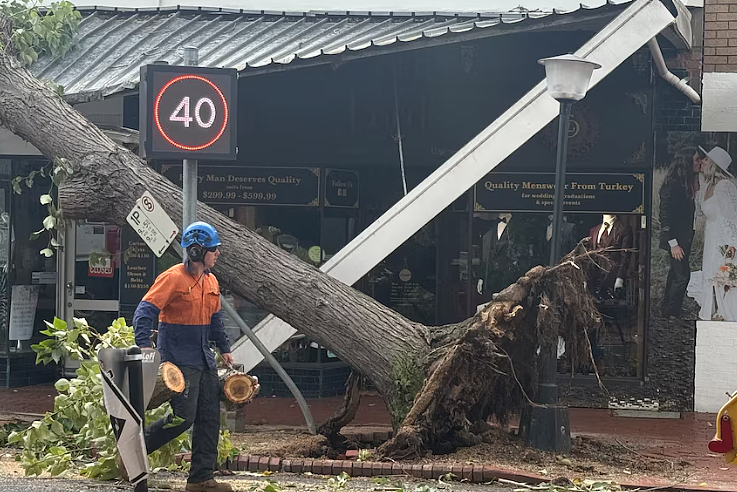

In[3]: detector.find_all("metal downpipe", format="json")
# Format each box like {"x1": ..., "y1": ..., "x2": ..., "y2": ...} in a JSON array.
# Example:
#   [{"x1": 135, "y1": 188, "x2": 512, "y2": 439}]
[{"x1": 648, "y1": 38, "x2": 701, "y2": 104}]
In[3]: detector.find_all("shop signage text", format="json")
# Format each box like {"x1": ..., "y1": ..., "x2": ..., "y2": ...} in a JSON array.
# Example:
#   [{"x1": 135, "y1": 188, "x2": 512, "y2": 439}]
[
  {"x1": 161, "y1": 165, "x2": 321, "y2": 207},
  {"x1": 325, "y1": 169, "x2": 359, "y2": 208},
  {"x1": 119, "y1": 226, "x2": 156, "y2": 306},
  {"x1": 475, "y1": 172, "x2": 645, "y2": 214}
]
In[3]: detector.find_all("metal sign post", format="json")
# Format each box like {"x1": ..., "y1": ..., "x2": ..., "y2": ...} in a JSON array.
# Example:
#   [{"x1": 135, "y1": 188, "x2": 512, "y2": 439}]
[
  {"x1": 125, "y1": 347, "x2": 148, "y2": 492},
  {"x1": 182, "y1": 46, "x2": 199, "y2": 232}
]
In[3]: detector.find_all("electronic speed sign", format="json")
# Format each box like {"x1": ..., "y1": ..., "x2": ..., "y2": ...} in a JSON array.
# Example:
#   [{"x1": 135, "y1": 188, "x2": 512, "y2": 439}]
[{"x1": 140, "y1": 65, "x2": 237, "y2": 160}]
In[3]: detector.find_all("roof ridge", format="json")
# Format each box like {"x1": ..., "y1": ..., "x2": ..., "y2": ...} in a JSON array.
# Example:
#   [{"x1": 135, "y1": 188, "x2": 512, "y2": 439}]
[{"x1": 64, "y1": 5, "x2": 543, "y2": 18}]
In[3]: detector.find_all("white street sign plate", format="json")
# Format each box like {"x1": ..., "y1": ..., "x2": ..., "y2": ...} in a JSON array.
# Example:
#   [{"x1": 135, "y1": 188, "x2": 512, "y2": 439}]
[
  {"x1": 137, "y1": 191, "x2": 179, "y2": 243},
  {"x1": 126, "y1": 193, "x2": 179, "y2": 257}
]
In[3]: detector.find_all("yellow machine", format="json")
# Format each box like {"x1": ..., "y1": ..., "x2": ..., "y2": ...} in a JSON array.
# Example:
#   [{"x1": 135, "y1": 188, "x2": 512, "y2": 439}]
[{"x1": 709, "y1": 392, "x2": 737, "y2": 464}]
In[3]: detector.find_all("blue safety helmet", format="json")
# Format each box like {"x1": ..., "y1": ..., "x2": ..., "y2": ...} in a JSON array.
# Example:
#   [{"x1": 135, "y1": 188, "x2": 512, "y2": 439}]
[{"x1": 181, "y1": 221, "x2": 221, "y2": 249}]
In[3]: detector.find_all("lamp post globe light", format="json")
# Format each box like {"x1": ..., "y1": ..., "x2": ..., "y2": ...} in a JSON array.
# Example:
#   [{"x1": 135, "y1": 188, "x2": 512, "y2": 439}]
[
  {"x1": 518, "y1": 54, "x2": 600, "y2": 453},
  {"x1": 539, "y1": 54, "x2": 601, "y2": 102}
]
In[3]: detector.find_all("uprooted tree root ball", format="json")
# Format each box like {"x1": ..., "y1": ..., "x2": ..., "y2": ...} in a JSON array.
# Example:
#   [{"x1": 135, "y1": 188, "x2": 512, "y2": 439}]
[
  {"x1": 368, "y1": 249, "x2": 606, "y2": 460},
  {"x1": 378, "y1": 251, "x2": 604, "y2": 459}
]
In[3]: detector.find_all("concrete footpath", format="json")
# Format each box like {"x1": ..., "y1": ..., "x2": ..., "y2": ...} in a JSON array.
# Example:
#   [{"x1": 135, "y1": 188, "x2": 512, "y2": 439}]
[{"x1": 2, "y1": 384, "x2": 736, "y2": 490}]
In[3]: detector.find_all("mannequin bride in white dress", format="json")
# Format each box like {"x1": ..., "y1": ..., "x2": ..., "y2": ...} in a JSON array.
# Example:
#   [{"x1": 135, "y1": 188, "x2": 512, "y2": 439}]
[{"x1": 688, "y1": 146, "x2": 737, "y2": 321}]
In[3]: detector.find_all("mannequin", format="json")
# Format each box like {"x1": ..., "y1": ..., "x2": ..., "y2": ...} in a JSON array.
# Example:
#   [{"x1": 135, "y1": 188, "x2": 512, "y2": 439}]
[
  {"x1": 542, "y1": 214, "x2": 579, "y2": 267},
  {"x1": 588, "y1": 213, "x2": 632, "y2": 297},
  {"x1": 476, "y1": 212, "x2": 513, "y2": 296},
  {"x1": 496, "y1": 213, "x2": 512, "y2": 240}
]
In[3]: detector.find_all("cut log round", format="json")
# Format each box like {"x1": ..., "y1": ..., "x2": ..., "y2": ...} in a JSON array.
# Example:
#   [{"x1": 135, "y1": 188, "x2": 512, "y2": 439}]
[
  {"x1": 147, "y1": 362, "x2": 186, "y2": 410},
  {"x1": 219, "y1": 368, "x2": 260, "y2": 404}
]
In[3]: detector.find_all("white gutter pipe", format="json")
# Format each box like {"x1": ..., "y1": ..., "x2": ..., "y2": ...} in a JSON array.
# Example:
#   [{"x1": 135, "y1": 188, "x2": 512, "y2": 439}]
[{"x1": 648, "y1": 37, "x2": 701, "y2": 103}]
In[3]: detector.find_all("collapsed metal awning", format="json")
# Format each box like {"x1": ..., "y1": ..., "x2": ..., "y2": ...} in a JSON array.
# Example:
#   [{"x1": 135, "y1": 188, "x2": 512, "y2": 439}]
[
  {"x1": 231, "y1": 0, "x2": 681, "y2": 370},
  {"x1": 33, "y1": 2, "x2": 643, "y2": 100}
]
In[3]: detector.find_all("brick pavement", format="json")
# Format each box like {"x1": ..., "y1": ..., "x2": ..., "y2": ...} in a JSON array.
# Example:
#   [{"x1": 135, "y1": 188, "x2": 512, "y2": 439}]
[{"x1": 3, "y1": 384, "x2": 737, "y2": 489}]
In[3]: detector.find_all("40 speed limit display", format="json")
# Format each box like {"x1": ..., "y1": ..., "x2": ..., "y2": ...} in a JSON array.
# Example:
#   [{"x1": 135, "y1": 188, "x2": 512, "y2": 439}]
[{"x1": 140, "y1": 65, "x2": 237, "y2": 160}]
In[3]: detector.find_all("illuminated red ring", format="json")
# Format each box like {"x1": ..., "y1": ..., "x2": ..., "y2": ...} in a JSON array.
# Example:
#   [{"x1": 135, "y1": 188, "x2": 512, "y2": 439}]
[{"x1": 153, "y1": 74, "x2": 229, "y2": 151}]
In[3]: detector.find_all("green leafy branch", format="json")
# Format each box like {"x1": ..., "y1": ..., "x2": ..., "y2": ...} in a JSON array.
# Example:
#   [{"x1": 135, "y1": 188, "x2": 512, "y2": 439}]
[
  {"x1": 1, "y1": 0, "x2": 81, "y2": 66},
  {"x1": 12, "y1": 156, "x2": 74, "y2": 257},
  {"x1": 7, "y1": 316, "x2": 235, "y2": 480}
]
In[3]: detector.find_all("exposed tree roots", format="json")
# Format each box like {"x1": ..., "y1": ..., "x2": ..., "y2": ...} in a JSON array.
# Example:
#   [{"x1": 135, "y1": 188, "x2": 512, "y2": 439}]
[
  {"x1": 317, "y1": 371, "x2": 362, "y2": 448},
  {"x1": 377, "y1": 248, "x2": 607, "y2": 459}
]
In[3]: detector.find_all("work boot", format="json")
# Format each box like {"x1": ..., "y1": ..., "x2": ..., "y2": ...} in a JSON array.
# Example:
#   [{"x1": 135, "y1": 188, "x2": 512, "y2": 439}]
[{"x1": 184, "y1": 479, "x2": 233, "y2": 492}]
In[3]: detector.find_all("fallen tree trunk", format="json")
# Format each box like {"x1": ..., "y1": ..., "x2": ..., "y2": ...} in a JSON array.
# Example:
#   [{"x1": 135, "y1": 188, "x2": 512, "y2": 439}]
[{"x1": 0, "y1": 25, "x2": 601, "y2": 458}]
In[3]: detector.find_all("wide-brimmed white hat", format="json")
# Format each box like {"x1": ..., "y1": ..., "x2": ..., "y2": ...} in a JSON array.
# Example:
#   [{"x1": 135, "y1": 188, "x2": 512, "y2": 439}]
[{"x1": 700, "y1": 145, "x2": 734, "y2": 177}]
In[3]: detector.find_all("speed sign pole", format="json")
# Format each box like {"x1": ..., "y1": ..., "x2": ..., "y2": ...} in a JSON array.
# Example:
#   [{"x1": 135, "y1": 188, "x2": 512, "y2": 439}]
[
  {"x1": 181, "y1": 46, "x2": 199, "y2": 232},
  {"x1": 137, "y1": 49, "x2": 318, "y2": 442}
]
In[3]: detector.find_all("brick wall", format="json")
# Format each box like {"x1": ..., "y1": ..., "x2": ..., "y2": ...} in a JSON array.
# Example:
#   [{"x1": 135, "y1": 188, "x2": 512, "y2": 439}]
[
  {"x1": 702, "y1": 0, "x2": 737, "y2": 130},
  {"x1": 654, "y1": 67, "x2": 702, "y2": 133},
  {"x1": 705, "y1": 0, "x2": 737, "y2": 72}
]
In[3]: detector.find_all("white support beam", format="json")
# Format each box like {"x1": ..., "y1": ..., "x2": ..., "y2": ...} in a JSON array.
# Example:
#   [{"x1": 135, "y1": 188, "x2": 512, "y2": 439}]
[{"x1": 231, "y1": 0, "x2": 676, "y2": 371}]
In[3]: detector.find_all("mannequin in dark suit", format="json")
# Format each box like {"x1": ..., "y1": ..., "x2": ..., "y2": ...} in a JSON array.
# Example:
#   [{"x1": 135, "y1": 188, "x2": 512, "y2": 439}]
[
  {"x1": 588, "y1": 214, "x2": 633, "y2": 298},
  {"x1": 476, "y1": 213, "x2": 514, "y2": 298},
  {"x1": 542, "y1": 215, "x2": 579, "y2": 264}
]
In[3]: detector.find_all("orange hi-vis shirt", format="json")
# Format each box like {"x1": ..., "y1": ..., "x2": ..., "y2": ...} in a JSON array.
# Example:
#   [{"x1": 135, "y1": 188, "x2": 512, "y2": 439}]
[{"x1": 133, "y1": 263, "x2": 231, "y2": 369}]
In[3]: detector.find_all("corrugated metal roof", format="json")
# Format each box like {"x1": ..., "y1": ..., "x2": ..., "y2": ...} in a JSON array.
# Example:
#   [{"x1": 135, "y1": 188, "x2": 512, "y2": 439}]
[{"x1": 32, "y1": 2, "x2": 633, "y2": 97}]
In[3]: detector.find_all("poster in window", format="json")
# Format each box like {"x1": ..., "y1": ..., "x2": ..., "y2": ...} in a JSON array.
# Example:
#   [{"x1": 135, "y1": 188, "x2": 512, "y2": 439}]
[
  {"x1": 652, "y1": 132, "x2": 737, "y2": 322},
  {"x1": 9, "y1": 285, "x2": 39, "y2": 340}
]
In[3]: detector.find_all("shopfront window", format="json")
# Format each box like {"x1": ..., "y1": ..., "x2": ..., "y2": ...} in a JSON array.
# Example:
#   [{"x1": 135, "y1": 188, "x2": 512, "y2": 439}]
[
  {"x1": 0, "y1": 162, "x2": 10, "y2": 353},
  {"x1": 470, "y1": 211, "x2": 645, "y2": 377},
  {"x1": 5, "y1": 160, "x2": 56, "y2": 355},
  {"x1": 366, "y1": 222, "x2": 437, "y2": 326},
  {"x1": 222, "y1": 203, "x2": 358, "y2": 364},
  {"x1": 473, "y1": 171, "x2": 648, "y2": 378}
]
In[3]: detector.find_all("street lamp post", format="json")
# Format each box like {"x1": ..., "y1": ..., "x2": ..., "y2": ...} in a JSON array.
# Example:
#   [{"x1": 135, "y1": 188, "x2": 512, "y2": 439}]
[{"x1": 520, "y1": 54, "x2": 601, "y2": 453}]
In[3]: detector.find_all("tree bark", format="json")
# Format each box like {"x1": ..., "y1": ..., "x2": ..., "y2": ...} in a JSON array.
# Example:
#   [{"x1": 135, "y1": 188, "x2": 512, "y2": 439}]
[
  {"x1": 317, "y1": 371, "x2": 362, "y2": 448},
  {"x1": 0, "y1": 32, "x2": 601, "y2": 458}
]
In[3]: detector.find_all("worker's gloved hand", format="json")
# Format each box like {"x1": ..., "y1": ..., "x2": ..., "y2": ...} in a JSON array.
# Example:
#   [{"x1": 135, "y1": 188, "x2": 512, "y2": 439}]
[
  {"x1": 222, "y1": 352, "x2": 234, "y2": 367},
  {"x1": 614, "y1": 277, "x2": 624, "y2": 290}
]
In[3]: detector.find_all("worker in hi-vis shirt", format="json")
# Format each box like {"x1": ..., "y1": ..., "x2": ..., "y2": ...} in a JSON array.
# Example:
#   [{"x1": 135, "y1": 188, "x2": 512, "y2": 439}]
[{"x1": 133, "y1": 221, "x2": 233, "y2": 492}]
